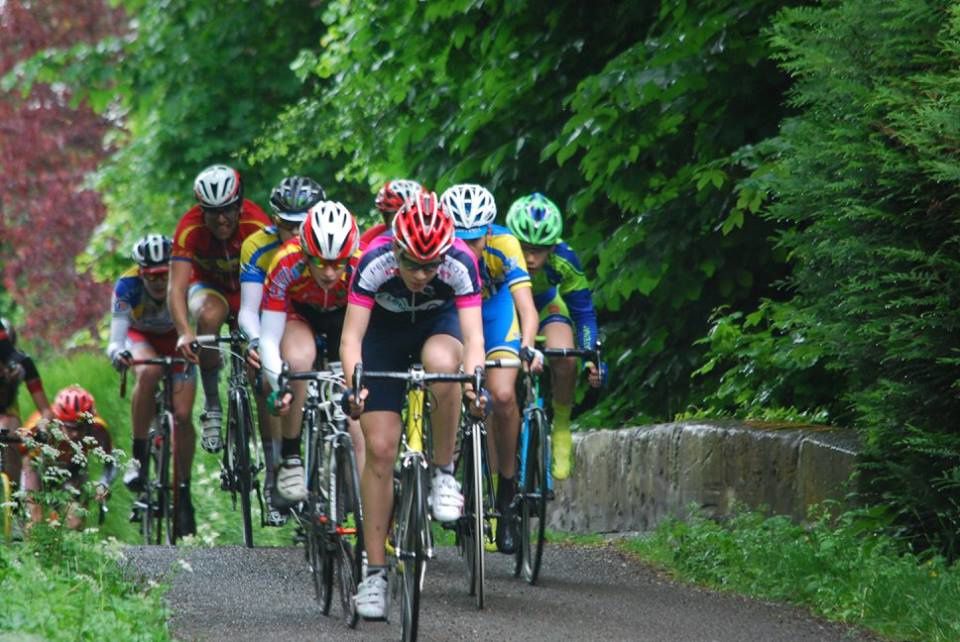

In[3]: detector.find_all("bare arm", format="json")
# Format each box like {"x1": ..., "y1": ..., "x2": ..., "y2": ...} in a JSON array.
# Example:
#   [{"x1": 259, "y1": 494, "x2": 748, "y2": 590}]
[
  {"x1": 167, "y1": 259, "x2": 197, "y2": 361},
  {"x1": 339, "y1": 303, "x2": 371, "y2": 415}
]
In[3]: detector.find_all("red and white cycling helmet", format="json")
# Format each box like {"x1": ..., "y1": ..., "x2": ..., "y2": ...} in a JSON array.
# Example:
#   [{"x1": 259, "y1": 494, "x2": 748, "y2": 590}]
[
  {"x1": 375, "y1": 179, "x2": 425, "y2": 215},
  {"x1": 392, "y1": 191, "x2": 455, "y2": 262},
  {"x1": 194, "y1": 164, "x2": 242, "y2": 208},
  {"x1": 300, "y1": 201, "x2": 359, "y2": 262},
  {"x1": 52, "y1": 385, "x2": 95, "y2": 423}
]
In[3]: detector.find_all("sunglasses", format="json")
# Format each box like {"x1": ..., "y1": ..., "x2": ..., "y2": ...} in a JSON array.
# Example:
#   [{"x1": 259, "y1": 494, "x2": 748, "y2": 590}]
[
  {"x1": 307, "y1": 254, "x2": 348, "y2": 270},
  {"x1": 202, "y1": 205, "x2": 241, "y2": 220},
  {"x1": 398, "y1": 253, "x2": 443, "y2": 272}
]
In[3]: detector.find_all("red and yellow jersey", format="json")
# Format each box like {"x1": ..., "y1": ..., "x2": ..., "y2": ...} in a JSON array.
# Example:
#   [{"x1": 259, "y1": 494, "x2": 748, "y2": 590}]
[
  {"x1": 171, "y1": 199, "x2": 271, "y2": 293},
  {"x1": 261, "y1": 237, "x2": 357, "y2": 313},
  {"x1": 19, "y1": 411, "x2": 112, "y2": 465}
]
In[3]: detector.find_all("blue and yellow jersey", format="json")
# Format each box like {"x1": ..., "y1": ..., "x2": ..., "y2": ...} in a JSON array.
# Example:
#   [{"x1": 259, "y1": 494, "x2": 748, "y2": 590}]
[
  {"x1": 530, "y1": 241, "x2": 599, "y2": 351},
  {"x1": 478, "y1": 225, "x2": 531, "y2": 299},
  {"x1": 111, "y1": 266, "x2": 174, "y2": 334},
  {"x1": 240, "y1": 226, "x2": 283, "y2": 285}
]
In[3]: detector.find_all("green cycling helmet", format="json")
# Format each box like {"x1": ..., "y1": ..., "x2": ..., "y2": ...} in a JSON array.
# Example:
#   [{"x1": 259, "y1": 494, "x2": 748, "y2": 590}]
[{"x1": 505, "y1": 192, "x2": 563, "y2": 245}]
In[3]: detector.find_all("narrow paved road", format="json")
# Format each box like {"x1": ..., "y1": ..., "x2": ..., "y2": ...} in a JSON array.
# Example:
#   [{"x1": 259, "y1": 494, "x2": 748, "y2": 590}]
[{"x1": 125, "y1": 543, "x2": 875, "y2": 641}]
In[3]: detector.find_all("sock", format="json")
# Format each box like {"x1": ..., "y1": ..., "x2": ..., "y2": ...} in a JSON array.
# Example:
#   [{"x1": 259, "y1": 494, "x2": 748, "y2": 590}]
[
  {"x1": 178, "y1": 479, "x2": 191, "y2": 499},
  {"x1": 281, "y1": 437, "x2": 301, "y2": 460},
  {"x1": 366, "y1": 564, "x2": 388, "y2": 578},
  {"x1": 497, "y1": 474, "x2": 516, "y2": 508},
  {"x1": 437, "y1": 463, "x2": 454, "y2": 476},
  {"x1": 553, "y1": 402, "x2": 572, "y2": 436},
  {"x1": 200, "y1": 367, "x2": 221, "y2": 410},
  {"x1": 132, "y1": 438, "x2": 148, "y2": 470}
]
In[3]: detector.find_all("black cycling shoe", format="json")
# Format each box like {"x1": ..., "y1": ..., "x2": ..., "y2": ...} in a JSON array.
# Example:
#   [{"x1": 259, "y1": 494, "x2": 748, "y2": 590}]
[{"x1": 176, "y1": 486, "x2": 196, "y2": 538}]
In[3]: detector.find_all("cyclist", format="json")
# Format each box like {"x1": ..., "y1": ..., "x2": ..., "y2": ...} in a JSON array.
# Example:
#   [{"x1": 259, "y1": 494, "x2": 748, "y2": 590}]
[
  {"x1": 19, "y1": 385, "x2": 115, "y2": 530},
  {"x1": 340, "y1": 192, "x2": 487, "y2": 619},
  {"x1": 440, "y1": 183, "x2": 542, "y2": 554},
  {"x1": 258, "y1": 200, "x2": 364, "y2": 506},
  {"x1": 505, "y1": 192, "x2": 606, "y2": 480},
  {"x1": 169, "y1": 164, "x2": 271, "y2": 454},
  {"x1": 0, "y1": 318, "x2": 53, "y2": 492},
  {"x1": 357, "y1": 178, "x2": 424, "y2": 249},
  {"x1": 238, "y1": 175, "x2": 325, "y2": 525},
  {"x1": 106, "y1": 234, "x2": 199, "y2": 534}
]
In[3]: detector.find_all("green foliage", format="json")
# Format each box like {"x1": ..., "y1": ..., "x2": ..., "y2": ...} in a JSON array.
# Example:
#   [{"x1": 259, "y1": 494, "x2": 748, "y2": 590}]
[
  {"x1": 701, "y1": 0, "x2": 960, "y2": 555},
  {"x1": 626, "y1": 506, "x2": 960, "y2": 641},
  {"x1": 0, "y1": 529, "x2": 170, "y2": 640},
  {"x1": 254, "y1": 0, "x2": 799, "y2": 423}
]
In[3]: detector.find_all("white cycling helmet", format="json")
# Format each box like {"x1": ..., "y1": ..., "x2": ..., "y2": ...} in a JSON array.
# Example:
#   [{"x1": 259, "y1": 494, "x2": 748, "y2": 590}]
[
  {"x1": 193, "y1": 164, "x2": 242, "y2": 208},
  {"x1": 300, "y1": 201, "x2": 359, "y2": 262},
  {"x1": 440, "y1": 183, "x2": 497, "y2": 240},
  {"x1": 131, "y1": 234, "x2": 173, "y2": 270}
]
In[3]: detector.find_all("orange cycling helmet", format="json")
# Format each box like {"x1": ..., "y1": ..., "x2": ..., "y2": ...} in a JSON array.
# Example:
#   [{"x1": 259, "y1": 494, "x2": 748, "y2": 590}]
[
  {"x1": 52, "y1": 385, "x2": 95, "y2": 423},
  {"x1": 392, "y1": 191, "x2": 454, "y2": 262}
]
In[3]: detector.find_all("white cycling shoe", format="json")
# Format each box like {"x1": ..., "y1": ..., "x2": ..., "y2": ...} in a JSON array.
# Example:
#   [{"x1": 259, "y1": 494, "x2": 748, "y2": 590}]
[
  {"x1": 356, "y1": 571, "x2": 388, "y2": 620},
  {"x1": 429, "y1": 470, "x2": 463, "y2": 523}
]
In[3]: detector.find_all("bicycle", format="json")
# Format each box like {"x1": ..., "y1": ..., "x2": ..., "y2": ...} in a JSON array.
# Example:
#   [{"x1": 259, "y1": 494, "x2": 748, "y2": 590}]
[
  {"x1": 513, "y1": 341, "x2": 602, "y2": 584},
  {"x1": 0, "y1": 429, "x2": 23, "y2": 542},
  {"x1": 120, "y1": 355, "x2": 189, "y2": 545},
  {"x1": 352, "y1": 363, "x2": 483, "y2": 642},
  {"x1": 278, "y1": 359, "x2": 364, "y2": 627},
  {"x1": 454, "y1": 356, "x2": 521, "y2": 610},
  {"x1": 194, "y1": 330, "x2": 264, "y2": 547}
]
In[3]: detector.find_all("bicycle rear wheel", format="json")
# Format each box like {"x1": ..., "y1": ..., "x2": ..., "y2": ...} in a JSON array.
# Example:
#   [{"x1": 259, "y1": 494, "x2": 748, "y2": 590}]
[
  {"x1": 397, "y1": 460, "x2": 426, "y2": 642},
  {"x1": 518, "y1": 407, "x2": 548, "y2": 584},
  {"x1": 227, "y1": 388, "x2": 255, "y2": 548},
  {"x1": 333, "y1": 434, "x2": 363, "y2": 628}
]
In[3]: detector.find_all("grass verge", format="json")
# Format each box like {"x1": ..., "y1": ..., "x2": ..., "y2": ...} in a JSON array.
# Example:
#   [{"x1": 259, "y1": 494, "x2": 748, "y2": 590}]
[{"x1": 621, "y1": 507, "x2": 960, "y2": 642}]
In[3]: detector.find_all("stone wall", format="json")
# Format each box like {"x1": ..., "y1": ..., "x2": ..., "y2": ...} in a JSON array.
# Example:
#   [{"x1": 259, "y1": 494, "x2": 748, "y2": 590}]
[{"x1": 547, "y1": 420, "x2": 860, "y2": 533}]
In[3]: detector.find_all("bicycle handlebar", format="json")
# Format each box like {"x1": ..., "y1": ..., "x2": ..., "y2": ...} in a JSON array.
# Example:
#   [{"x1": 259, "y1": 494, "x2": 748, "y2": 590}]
[
  {"x1": 119, "y1": 356, "x2": 190, "y2": 398},
  {"x1": 485, "y1": 358, "x2": 522, "y2": 369},
  {"x1": 542, "y1": 340, "x2": 602, "y2": 365}
]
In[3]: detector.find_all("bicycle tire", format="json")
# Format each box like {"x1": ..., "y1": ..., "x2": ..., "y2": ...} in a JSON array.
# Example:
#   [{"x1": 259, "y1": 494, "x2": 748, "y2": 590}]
[
  {"x1": 306, "y1": 412, "x2": 333, "y2": 613},
  {"x1": 519, "y1": 407, "x2": 548, "y2": 584},
  {"x1": 228, "y1": 388, "x2": 255, "y2": 548},
  {"x1": 153, "y1": 412, "x2": 175, "y2": 546},
  {"x1": 461, "y1": 420, "x2": 485, "y2": 607},
  {"x1": 398, "y1": 461, "x2": 425, "y2": 642},
  {"x1": 1, "y1": 471, "x2": 13, "y2": 542},
  {"x1": 333, "y1": 434, "x2": 363, "y2": 628}
]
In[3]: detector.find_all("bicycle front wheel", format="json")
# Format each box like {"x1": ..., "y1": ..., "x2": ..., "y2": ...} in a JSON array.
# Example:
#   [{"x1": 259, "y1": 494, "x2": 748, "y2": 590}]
[
  {"x1": 519, "y1": 407, "x2": 548, "y2": 584},
  {"x1": 227, "y1": 388, "x2": 255, "y2": 548},
  {"x1": 397, "y1": 461, "x2": 427, "y2": 642},
  {"x1": 149, "y1": 412, "x2": 175, "y2": 546},
  {"x1": 333, "y1": 433, "x2": 363, "y2": 628},
  {"x1": 1, "y1": 471, "x2": 13, "y2": 542},
  {"x1": 461, "y1": 420, "x2": 485, "y2": 608},
  {"x1": 306, "y1": 414, "x2": 333, "y2": 613}
]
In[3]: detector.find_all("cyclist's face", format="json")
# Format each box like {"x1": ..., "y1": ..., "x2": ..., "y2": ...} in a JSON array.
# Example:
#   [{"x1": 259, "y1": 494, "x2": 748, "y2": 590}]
[
  {"x1": 306, "y1": 255, "x2": 346, "y2": 289},
  {"x1": 202, "y1": 203, "x2": 241, "y2": 240},
  {"x1": 395, "y1": 249, "x2": 441, "y2": 292},
  {"x1": 273, "y1": 217, "x2": 302, "y2": 242},
  {"x1": 520, "y1": 243, "x2": 553, "y2": 274},
  {"x1": 140, "y1": 268, "x2": 169, "y2": 298}
]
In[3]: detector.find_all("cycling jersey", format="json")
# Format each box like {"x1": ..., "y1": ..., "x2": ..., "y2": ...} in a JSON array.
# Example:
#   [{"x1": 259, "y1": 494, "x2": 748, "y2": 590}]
[
  {"x1": 19, "y1": 411, "x2": 112, "y2": 469},
  {"x1": 0, "y1": 352, "x2": 42, "y2": 417},
  {"x1": 262, "y1": 238, "x2": 354, "y2": 314},
  {"x1": 171, "y1": 199, "x2": 271, "y2": 293},
  {"x1": 348, "y1": 234, "x2": 482, "y2": 321},
  {"x1": 358, "y1": 222, "x2": 389, "y2": 251},
  {"x1": 530, "y1": 241, "x2": 599, "y2": 350},
  {"x1": 478, "y1": 225, "x2": 531, "y2": 299},
  {"x1": 239, "y1": 226, "x2": 283, "y2": 286}
]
